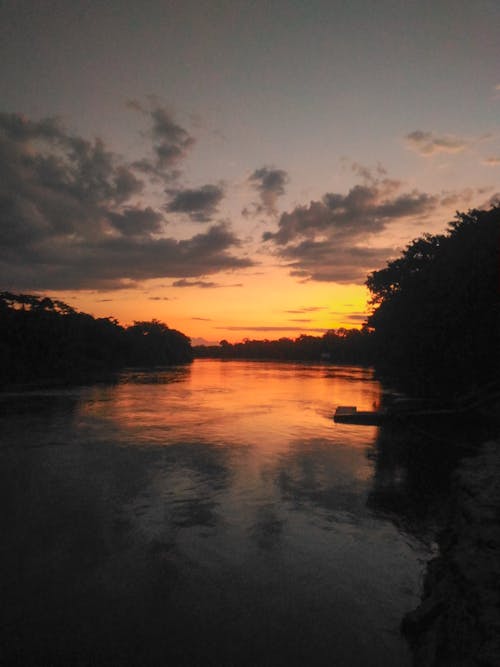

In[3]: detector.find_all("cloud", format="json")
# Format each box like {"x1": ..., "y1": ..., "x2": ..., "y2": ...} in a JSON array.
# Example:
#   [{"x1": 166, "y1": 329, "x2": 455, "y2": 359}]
[
  {"x1": 172, "y1": 278, "x2": 243, "y2": 288},
  {"x1": 215, "y1": 325, "x2": 329, "y2": 333},
  {"x1": 284, "y1": 306, "x2": 326, "y2": 313},
  {"x1": 405, "y1": 130, "x2": 469, "y2": 156},
  {"x1": 344, "y1": 314, "x2": 367, "y2": 322},
  {"x1": 172, "y1": 279, "x2": 220, "y2": 288},
  {"x1": 482, "y1": 156, "x2": 500, "y2": 166},
  {"x1": 0, "y1": 112, "x2": 253, "y2": 290},
  {"x1": 165, "y1": 184, "x2": 224, "y2": 222},
  {"x1": 263, "y1": 172, "x2": 440, "y2": 283},
  {"x1": 148, "y1": 296, "x2": 170, "y2": 300},
  {"x1": 107, "y1": 207, "x2": 163, "y2": 236},
  {"x1": 128, "y1": 102, "x2": 195, "y2": 181},
  {"x1": 246, "y1": 166, "x2": 289, "y2": 216}
]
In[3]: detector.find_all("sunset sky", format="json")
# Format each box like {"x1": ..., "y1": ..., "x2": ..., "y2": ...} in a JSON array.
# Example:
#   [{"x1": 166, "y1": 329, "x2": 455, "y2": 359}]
[{"x1": 1, "y1": 0, "x2": 499, "y2": 344}]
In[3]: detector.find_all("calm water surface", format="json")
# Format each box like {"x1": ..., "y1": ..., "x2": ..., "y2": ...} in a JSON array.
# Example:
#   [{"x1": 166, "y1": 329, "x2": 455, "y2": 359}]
[{"x1": 0, "y1": 360, "x2": 432, "y2": 666}]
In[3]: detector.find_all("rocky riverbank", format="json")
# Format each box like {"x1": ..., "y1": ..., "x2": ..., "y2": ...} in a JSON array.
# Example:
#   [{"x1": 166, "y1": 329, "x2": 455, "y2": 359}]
[{"x1": 402, "y1": 440, "x2": 500, "y2": 666}]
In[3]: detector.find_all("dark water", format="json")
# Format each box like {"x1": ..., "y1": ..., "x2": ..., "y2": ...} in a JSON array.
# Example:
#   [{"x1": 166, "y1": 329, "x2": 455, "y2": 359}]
[{"x1": 1, "y1": 360, "x2": 440, "y2": 666}]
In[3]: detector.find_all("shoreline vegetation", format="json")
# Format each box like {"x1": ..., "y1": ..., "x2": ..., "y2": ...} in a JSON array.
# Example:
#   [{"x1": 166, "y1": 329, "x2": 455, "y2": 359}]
[
  {"x1": 2, "y1": 207, "x2": 499, "y2": 664},
  {"x1": 0, "y1": 293, "x2": 192, "y2": 387}
]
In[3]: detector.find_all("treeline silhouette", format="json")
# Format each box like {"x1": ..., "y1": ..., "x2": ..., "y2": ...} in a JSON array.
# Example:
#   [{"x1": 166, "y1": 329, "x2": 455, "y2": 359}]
[
  {"x1": 0, "y1": 293, "x2": 192, "y2": 384},
  {"x1": 194, "y1": 328, "x2": 374, "y2": 363},
  {"x1": 366, "y1": 206, "x2": 499, "y2": 395}
]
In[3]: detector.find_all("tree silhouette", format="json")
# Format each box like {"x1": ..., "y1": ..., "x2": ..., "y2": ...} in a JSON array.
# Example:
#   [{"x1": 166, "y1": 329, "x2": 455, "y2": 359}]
[
  {"x1": 366, "y1": 206, "x2": 500, "y2": 395},
  {"x1": 0, "y1": 294, "x2": 192, "y2": 384}
]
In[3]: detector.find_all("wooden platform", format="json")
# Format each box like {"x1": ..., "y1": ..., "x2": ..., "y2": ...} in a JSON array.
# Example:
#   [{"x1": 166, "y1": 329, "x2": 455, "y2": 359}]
[{"x1": 333, "y1": 406, "x2": 386, "y2": 426}]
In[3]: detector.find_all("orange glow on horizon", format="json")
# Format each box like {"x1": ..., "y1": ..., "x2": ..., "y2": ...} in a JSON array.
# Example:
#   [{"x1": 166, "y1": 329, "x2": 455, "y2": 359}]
[{"x1": 54, "y1": 272, "x2": 371, "y2": 344}]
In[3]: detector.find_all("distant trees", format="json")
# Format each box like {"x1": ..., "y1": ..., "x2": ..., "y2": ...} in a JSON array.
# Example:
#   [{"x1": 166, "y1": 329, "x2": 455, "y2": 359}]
[
  {"x1": 194, "y1": 328, "x2": 374, "y2": 364},
  {"x1": 366, "y1": 206, "x2": 500, "y2": 395},
  {"x1": 0, "y1": 293, "x2": 193, "y2": 384}
]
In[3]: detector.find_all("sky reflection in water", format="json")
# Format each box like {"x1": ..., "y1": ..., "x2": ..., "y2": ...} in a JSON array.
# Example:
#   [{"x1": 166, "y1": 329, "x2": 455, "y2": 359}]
[{"x1": 0, "y1": 360, "x2": 428, "y2": 666}]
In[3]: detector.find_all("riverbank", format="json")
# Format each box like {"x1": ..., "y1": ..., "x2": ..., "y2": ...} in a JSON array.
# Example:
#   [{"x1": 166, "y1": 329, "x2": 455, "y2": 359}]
[{"x1": 402, "y1": 439, "x2": 500, "y2": 666}]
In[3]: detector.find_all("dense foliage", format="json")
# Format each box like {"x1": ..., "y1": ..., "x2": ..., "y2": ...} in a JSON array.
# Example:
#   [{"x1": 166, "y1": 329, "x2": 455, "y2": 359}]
[
  {"x1": 0, "y1": 293, "x2": 192, "y2": 384},
  {"x1": 194, "y1": 328, "x2": 374, "y2": 364},
  {"x1": 366, "y1": 206, "x2": 500, "y2": 395}
]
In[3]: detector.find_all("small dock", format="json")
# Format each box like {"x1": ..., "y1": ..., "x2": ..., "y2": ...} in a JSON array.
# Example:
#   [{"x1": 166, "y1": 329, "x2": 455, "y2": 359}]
[{"x1": 333, "y1": 406, "x2": 386, "y2": 426}]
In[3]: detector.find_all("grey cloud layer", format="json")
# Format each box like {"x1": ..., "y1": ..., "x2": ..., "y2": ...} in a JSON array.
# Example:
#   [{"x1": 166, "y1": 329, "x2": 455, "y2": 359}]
[
  {"x1": 0, "y1": 111, "x2": 252, "y2": 290},
  {"x1": 166, "y1": 184, "x2": 224, "y2": 222},
  {"x1": 263, "y1": 175, "x2": 438, "y2": 283}
]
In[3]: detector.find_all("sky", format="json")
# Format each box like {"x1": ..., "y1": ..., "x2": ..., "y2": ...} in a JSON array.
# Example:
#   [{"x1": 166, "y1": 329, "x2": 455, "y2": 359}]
[{"x1": 1, "y1": 0, "x2": 499, "y2": 344}]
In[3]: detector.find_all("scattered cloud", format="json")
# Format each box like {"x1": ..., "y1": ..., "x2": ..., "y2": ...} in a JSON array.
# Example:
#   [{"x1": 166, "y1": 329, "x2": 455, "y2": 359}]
[
  {"x1": 289, "y1": 318, "x2": 312, "y2": 323},
  {"x1": 191, "y1": 317, "x2": 213, "y2": 321},
  {"x1": 129, "y1": 102, "x2": 195, "y2": 180},
  {"x1": 215, "y1": 325, "x2": 329, "y2": 333},
  {"x1": 165, "y1": 184, "x2": 224, "y2": 222},
  {"x1": 0, "y1": 111, "x2": 253, "y2": 290},
  {"x1": 263, "y1": 171, "x2": 440, "y2": 283},
  {"x1": 344, "y1": 314, "x2": 367, "y2": 322},
  {"x1": 482, "y1": 156, "x2": 500, "y2": 166},
  {"x1": 172, "y1": 279, "x2": 220, "y2": 288},
  {"x1": 245, "y1": 166, "x2": 289, "y2": 216},
  {"x1": 405, "y1": 130, "x2": 469, "y2": 156},
  {"x1": 284, "y1": 306, "x2": 326, "y2": 314},
  {"x1": 172, "y1": 278, "x2": 243, "y2": 288},
  {"x1": 148, "y1": 296, "x2": 170, "y2": 300}
]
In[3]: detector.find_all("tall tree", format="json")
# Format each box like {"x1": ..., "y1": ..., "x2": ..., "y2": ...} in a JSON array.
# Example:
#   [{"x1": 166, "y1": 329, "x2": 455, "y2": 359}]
[{"x1": 366, "y1": 206, "x2": 500, "y2": 395}]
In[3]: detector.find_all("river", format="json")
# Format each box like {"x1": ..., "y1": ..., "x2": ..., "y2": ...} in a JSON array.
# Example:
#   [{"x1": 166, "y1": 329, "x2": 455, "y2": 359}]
[{"x1": 0, "y1": 360, "x2": 440, "y2": 666}]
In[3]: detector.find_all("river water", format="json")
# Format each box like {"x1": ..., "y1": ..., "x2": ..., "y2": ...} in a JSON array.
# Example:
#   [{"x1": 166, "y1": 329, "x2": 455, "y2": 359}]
[{"x1": 1, "y1": 360, "x2": 437, "y2": 666}]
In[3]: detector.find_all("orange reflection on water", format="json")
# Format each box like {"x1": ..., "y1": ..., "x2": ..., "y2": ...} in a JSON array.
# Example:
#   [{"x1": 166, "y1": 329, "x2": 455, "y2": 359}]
[{"x1": 78, "y1": 360, "x2": 381, "y2": 463}]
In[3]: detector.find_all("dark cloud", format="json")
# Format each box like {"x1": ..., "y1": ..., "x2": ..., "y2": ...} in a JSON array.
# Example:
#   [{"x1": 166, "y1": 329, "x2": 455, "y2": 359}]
[
  {"x1": 165, "y1": 184, "x2": 224, "y2": 222},
  {"x1": 246, "y1": 166, "x2": 289, "y2": 216},
  {"x1": 284, "y1": 242, "x2": 394, "y2": 283},
  {"x1": 483, "y1": 156, "x2": 500, "y2": 166},
  {"x1": 150, "y1": 107, "x2": 195, "y2": 167},
  {"x1": 405, "y1": 130, "x2": 468, "y2": 156},
  {"x1": 344, "y1": 314, "x2": 367, "y2": 322},
  {"x1": 148, "y1": 296, "x2": 170, "y2": 301},
  {"x1": 107, "y1": 207, "x2": 163, "y2": 236},
  {"x1": 263, "y1": 173, "x2": 442, "y2": 283},
  {"x1": 172, "y1": 278, "x2": 243, "y2": 288},
  {"x1": 329, "y1": 311, "x2": 368, "y2": 323},
  {"x1": 0, "y1": 112, "x2": 252, "y2": 290},
  {"x1": 128, "y1": 103, "x2": 195, "y2": 181},
  {"x1": 172, "y1": 279, "x2": 220, "y2": 289},
  {"x1": 289, "y1": 318, "x2": 311, "y2": 323}
]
